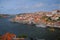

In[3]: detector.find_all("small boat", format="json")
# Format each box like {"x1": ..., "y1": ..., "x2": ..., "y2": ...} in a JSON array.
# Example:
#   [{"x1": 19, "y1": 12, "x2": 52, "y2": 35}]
[
  {"x1": 36, "y1": 24, "x2": 46, "y2": 28},
  {"x1": 24, "y1": 22, "x2": 36, "y2": 26}
]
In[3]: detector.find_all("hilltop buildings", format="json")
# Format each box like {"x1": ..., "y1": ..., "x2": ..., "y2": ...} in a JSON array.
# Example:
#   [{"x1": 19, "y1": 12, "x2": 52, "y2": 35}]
[{"x1": 11, "y1": 10, "x2": 60, "y2": 28}]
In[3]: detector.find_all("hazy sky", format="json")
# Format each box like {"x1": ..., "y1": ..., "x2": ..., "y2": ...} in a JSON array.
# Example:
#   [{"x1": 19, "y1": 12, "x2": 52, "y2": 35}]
[{"x1": 0, "y1": 0, "x2": 60, "y2": 14}]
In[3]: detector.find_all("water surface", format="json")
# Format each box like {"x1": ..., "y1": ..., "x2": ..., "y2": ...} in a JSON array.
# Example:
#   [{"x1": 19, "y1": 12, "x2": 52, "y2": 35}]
[{"x1": 0, "y1": 17, "x2": 60, "y2": 40}]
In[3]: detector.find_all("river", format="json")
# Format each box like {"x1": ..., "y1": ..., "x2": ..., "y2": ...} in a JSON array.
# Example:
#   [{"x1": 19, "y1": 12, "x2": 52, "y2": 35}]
[{"x1": 0, "y1": 17, "x2": 60, "y2": 40}]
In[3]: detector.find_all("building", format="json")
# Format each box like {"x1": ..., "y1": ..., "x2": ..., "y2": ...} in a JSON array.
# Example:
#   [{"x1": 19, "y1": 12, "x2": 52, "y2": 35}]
[
  {"x1": 45, "y1": 12, "x2": 53, "y2": 17},
  {"x1": 52, "y1": 10, "x2": 60, "y2": 14},
  {"x1": 54, "y1": 21, "x2": 60, "y2": 28}
]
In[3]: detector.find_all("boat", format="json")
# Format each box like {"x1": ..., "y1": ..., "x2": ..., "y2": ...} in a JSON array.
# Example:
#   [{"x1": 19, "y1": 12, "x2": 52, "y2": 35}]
[{"x1": 36, "y1": 23, "x2": 46, "y2": 28}]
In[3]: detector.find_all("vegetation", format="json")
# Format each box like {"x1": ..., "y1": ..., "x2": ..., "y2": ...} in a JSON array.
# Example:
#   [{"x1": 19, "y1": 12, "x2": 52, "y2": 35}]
[
  {"x1": 41, "y1": 16, "x2": 48, "y2": 19},
  {"x1": 0, "y1": 16, "x2": 2, "y2": 18},
  {"x1": 0, "y1": 14, "x2": 9, "y2": 18},
  {"x1": 57, "y1": 17, "x2": 60, "y2": 21},
  {"x1": 18, "y1": 34, "x2": 27, "y2": 38},
  {"x1": 0, "y1": 35, "x2": 2, "y2": 40},
  {"x1": 42, "y1": 16, "x2": 52, "y2": 21}
]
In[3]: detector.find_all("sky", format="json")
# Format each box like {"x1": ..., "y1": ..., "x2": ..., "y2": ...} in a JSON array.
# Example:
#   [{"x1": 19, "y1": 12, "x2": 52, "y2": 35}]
[{"x1": 0, "y1": 0, "x2": 60, "y2": 14}]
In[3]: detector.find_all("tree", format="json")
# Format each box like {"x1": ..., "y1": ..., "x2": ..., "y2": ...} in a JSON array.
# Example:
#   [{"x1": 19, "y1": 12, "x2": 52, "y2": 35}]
[
  {"x1": 57, "y1": 17, "x2": 60, "y2": 21},
  {"x1": 2, "y1": 32, "x2": 16, "y2": 40},
  {"x1": 18, "y1": 34, "x2": 27, "y2": 38}
]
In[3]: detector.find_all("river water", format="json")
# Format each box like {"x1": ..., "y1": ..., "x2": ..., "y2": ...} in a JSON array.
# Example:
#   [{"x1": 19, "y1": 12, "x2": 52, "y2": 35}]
[{"x1": 0, "y1": 17, "x2": 60, "y2": 40}]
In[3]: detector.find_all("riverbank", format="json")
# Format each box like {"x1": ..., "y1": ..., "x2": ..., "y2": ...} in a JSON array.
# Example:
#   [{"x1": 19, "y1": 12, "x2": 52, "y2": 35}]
[
  {"x1": 0, "y1": 14, "x2": 10, "y2": 18},
  {"x1": 10, "y1": 10, "x2": 60, "y2": 28}
]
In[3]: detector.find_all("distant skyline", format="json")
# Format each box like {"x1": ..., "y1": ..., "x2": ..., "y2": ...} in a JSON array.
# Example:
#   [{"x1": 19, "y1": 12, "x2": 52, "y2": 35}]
[{"x1": 0, "y1": 0, "x2": 60, "y2": 14}]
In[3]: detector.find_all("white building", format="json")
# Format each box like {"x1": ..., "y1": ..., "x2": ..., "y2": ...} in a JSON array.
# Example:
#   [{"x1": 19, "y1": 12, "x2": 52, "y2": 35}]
[
  {"x1": 46, "y1": 12, "x2": 53, "y2": 17},
  {"x1": 52, "y1": 10, "x2": 60, "y2": 14}
]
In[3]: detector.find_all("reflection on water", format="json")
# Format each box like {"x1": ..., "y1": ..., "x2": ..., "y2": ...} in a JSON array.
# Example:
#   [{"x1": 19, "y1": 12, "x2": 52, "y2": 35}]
[{"x1": 0, "y1": 17, "x2": 60, "y2": 40}]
